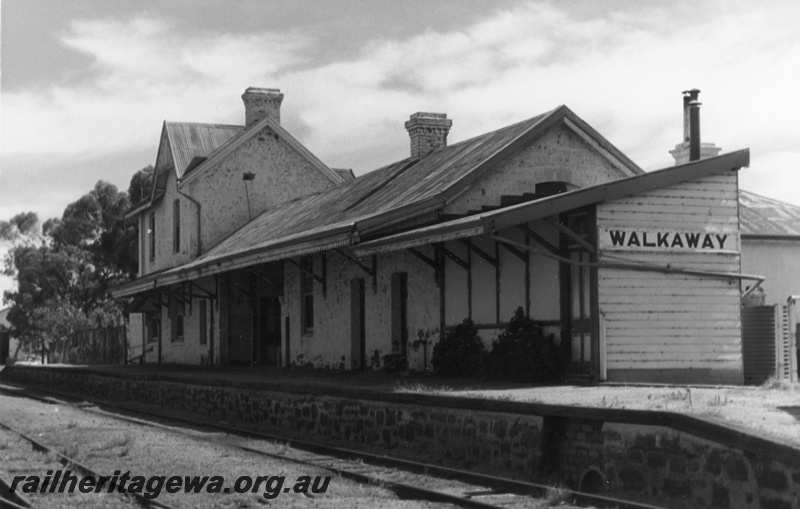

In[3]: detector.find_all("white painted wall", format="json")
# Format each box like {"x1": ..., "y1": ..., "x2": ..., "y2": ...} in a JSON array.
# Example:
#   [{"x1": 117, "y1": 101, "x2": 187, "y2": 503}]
[
  {"x1": 283, "y1": 249, "x2": 440, "y2": 371},
  {"x1": 156, "y1": 278, "x2": 217, "y2": 365}
]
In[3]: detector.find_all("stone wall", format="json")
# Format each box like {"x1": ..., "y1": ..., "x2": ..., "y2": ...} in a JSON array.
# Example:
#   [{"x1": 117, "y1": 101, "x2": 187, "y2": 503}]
[
  {"x1": 3, "y1": 366, "x2": 799, "y2": 509},
  {"x1": 283, "y1": 249, "x2": 440, "y2": 372}
]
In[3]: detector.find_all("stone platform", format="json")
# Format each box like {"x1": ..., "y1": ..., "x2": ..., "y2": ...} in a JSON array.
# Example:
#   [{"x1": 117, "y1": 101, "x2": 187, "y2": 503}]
[{"x1": 2, "y1": 364, "x2": 799, "y2": 509}]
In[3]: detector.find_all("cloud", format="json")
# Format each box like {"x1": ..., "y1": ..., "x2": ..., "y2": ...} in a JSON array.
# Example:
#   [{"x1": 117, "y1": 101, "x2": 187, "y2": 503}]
[
  {"x1": 1, "y1": 0, "x2": 798, "y2": 210},
  {"x1": 281, "y1": 1, "x2": 800, "y2": 202},
  {"x1": 1, "y1": 16, "x2": 311, "y2": 158}
]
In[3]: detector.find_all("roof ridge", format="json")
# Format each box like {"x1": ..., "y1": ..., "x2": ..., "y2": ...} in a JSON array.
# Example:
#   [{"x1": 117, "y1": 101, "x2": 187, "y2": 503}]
[
  {"x1": 164, "y1": 121, "x2": 244, "y2": 129},
  {"x1": 433, "y1": 107, "x2": 559, "y2": 153}
]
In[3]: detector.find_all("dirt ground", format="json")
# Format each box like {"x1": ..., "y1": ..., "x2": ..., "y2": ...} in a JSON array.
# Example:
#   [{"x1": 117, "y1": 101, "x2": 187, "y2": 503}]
[{"x1": 0, "y1": 393, "x2": 464, "y2": 509}]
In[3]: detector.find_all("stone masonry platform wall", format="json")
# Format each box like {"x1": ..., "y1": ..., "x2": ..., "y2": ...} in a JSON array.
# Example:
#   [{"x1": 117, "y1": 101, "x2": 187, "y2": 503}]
[{"x1": 2, "y1": 366, "x2": 799, "y2": 509}]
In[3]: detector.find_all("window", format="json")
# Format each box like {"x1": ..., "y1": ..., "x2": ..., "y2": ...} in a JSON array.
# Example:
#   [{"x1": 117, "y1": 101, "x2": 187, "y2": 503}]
[
  {"x1": 173, "y1": 200, "x2": 180, "y2": 253},
  {"x1": 199, "y1": 300, "x2": 207, "y2": 345},
  {"x1": 149, "y1": 213, "x2": 156, "y2": 261},
  {"x1": 171, "y1": 290, "x2": 184, "y2": 342},
  {"x1": 174, "y1": 313, "x2": 184, "y2": 341},
  {"x1": 148, "y1": 312, "x2": 160, "y2": 343},
  {"x1": 301, "y1": 256, "x2": 314, "y2": 334}
]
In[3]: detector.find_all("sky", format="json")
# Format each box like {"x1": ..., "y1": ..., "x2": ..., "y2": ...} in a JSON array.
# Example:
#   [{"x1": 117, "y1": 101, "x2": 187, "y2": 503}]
[{"x1": 1, "y1": 0, "x2": 799, "y2": 299}]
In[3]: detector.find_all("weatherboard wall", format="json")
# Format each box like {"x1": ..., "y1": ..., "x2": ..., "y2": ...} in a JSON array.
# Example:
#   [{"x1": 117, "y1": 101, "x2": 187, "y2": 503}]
[{"x1": 596, "y1": 172, "x2": 743, "y2": 384}]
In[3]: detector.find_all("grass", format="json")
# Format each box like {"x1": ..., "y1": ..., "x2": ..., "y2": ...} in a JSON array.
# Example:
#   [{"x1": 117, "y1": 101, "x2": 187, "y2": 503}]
[
  {"x1": 762, "y1": 376, "x2": 800, "y2": 391},
  {"x1": 708, "y1": 394, "x2": 729, "y2": 407},
  {"x1": 393, "y1": 380, "x2": 456, "y2": 393},
  {"x1": 545, "y1": 485, "x2": 571, "y2": 506}
]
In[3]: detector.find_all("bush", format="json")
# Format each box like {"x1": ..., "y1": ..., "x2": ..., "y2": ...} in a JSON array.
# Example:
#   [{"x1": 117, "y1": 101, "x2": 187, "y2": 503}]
[
  {"x1": 486, "y1": 307, "x2": 563, "y2": 383},
  {"x1": 431, "y1": 318, "x2": 485, "y2": 378}
]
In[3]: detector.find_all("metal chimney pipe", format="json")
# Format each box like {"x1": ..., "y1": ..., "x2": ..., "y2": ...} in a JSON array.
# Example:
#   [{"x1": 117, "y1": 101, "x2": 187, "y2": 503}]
[
  {"x1": 689, "y1": 99, "x2": 701, "y2": 161},
  {"x1": 682, "y1": 88, "x2": 700, "y2": 142}
]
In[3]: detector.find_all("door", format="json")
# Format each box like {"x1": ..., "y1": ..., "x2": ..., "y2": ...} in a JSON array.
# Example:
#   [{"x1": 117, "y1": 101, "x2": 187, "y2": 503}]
[
  {"x1": 391, "y1": 272, "x2": 409, "y2": 369},
  {"x1": 569, "y1": 249, "x2": 593, "y2": 374},
  {"x1": 563, "y1": 211, "x2": 598, "y2": 377},
  {"x1": 350, "y1": 278, "x2": 366, "y2": 370},
  {"x1": 258, "y1": 297, "x2": 281, "y2": 366}
]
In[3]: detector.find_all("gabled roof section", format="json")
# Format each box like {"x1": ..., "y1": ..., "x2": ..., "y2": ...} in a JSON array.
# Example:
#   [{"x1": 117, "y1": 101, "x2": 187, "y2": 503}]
[
  {"x1": 165, "y1": 122, "x2": 243, "y2": 179},
  {"x1": 739, "y1": 190, "x2": 800, "y2": 238},
  {"x1": 354, "y1": 149, "x2": 750, "y2": 255},
  {"x1": 178, "y1": 115, "x2": 343, "y2": 187},
  {"x1": 145, "y1": 122, "x2": 244, "y2": 206},
  {"x1": 347, "y1": 105, "x2": 642, "y2": 232}
]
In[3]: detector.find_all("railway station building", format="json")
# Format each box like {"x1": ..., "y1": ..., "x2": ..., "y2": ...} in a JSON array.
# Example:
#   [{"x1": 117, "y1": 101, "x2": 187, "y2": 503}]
[{"x1": 113, "y1": 87, "x2": 753, "y2": 385}]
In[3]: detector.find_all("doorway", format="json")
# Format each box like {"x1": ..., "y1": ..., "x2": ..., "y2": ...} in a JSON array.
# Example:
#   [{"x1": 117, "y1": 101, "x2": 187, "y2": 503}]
[
  {"x1": 350, "y1": 278, "x2": 366, "y2": 370},
  {"x1": 562, "y1": 210, "x2": 598, "y2": 378},
  {"x1": 257, "y1": 297, "x2": 281, "y2": 366},
  {"x1": 391, "y1": 272, "x2": 409, "y2": 369}
]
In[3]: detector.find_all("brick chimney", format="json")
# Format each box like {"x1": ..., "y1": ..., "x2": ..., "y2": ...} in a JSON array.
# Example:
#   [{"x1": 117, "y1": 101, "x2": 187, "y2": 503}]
[
  {"x1": 242, "y1": 87, "x2": 284, "y2": 127},
  {"x1": 669, "y1": 89, "x2": 721, "y2": 165},
  {"x1": 404, "y1": 112, "x2": 452, "y2": 160}
]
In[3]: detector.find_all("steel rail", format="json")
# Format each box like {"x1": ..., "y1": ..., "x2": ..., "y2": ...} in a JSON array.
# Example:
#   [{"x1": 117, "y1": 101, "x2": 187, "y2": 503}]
[
  {"x1": 0, "y1": 476, "x2": 31, "y2": 509},
  {"x1": 0, "y1": 419, "x2": 178, "y2": 509},
  {"x1": 0, "y1": 383, "x2": 664, "y2": 509}
]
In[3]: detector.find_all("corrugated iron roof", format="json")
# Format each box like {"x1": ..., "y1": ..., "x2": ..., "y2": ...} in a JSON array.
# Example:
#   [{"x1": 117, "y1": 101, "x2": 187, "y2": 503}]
[
  {"x1": 165, "y1": 122, "x2": 244, "y2": 178},
  {"x1": 347, "y1": 113, "x2": 553, "y2": 216},
  {"x1": 355, "y1": 150, "x2": 752, "y2": 255},
  {"x1": 182, "y1": 111, "x2": 564, "y2": 266},
  {"x1": 739, "y1": 190, "x2": 800, "y2": 237},
  {"x1": 116, "y1": 106, "x2": 645, "y2": 296}
]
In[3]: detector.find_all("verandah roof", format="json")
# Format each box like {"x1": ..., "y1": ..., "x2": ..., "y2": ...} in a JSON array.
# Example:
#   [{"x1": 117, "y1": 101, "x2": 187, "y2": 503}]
[{"x1": 352, "y1": 149, "x2": 751, "y2": 256}]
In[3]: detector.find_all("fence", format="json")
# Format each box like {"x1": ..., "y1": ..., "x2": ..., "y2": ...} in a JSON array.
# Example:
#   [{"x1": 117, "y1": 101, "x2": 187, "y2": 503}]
[{"x1": 50, "y1": 325, "x2": 128, "y2": 365}]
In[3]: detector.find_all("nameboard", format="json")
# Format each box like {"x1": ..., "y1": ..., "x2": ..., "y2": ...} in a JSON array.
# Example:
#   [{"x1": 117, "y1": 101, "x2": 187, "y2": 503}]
[{"x1": 598, "y1": 227, "x2": 740, "y2": 253}]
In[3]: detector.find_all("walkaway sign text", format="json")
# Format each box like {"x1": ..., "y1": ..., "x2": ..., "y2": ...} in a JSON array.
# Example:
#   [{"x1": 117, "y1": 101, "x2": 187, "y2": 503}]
[{"x1": 598, "y1": 227, "x2": 740, "y2": 253}]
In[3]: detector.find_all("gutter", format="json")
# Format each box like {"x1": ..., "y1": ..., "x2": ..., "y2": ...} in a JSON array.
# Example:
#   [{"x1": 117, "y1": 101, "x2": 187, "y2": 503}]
[{"x1": 112, "y1": 228, "x2": 354, "y2": 298}]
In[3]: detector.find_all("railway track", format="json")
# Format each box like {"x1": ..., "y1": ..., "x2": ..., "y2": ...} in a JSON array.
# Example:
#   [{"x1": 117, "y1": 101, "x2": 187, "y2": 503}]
[
  {"x1": 0, "y1": 383, "x2": 664, "y2": 509},
  {"x1": 0, "y1": 417, "x2": 177, "y2": 509}
]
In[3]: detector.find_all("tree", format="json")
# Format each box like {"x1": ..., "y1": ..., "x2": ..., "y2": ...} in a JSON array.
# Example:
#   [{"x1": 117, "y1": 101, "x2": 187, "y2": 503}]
[
  {"x1": 2, "y1": 241, "x2": 122, "y2": 360},
  {"x1": 0, "y1": 211, "x2": 43, "y2": 245},
  {"x1": 2, "y1": 164, "x2": 153, "y2": 361},
  {"x1": 50, "y1": 180, "x2": 137, "y2": 278},
  {"x1": 128, "y1": 165, "x2": 154, "y2": 205}
]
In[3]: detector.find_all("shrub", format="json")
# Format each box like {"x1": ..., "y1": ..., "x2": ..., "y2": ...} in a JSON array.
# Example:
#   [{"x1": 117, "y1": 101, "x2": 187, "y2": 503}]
[
  {"x1": 431, "y1": 318, "x2": 485, "y2": 378},
  {"x1": 486, "y1": 307, "x2": 563, "y2": 383}
]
